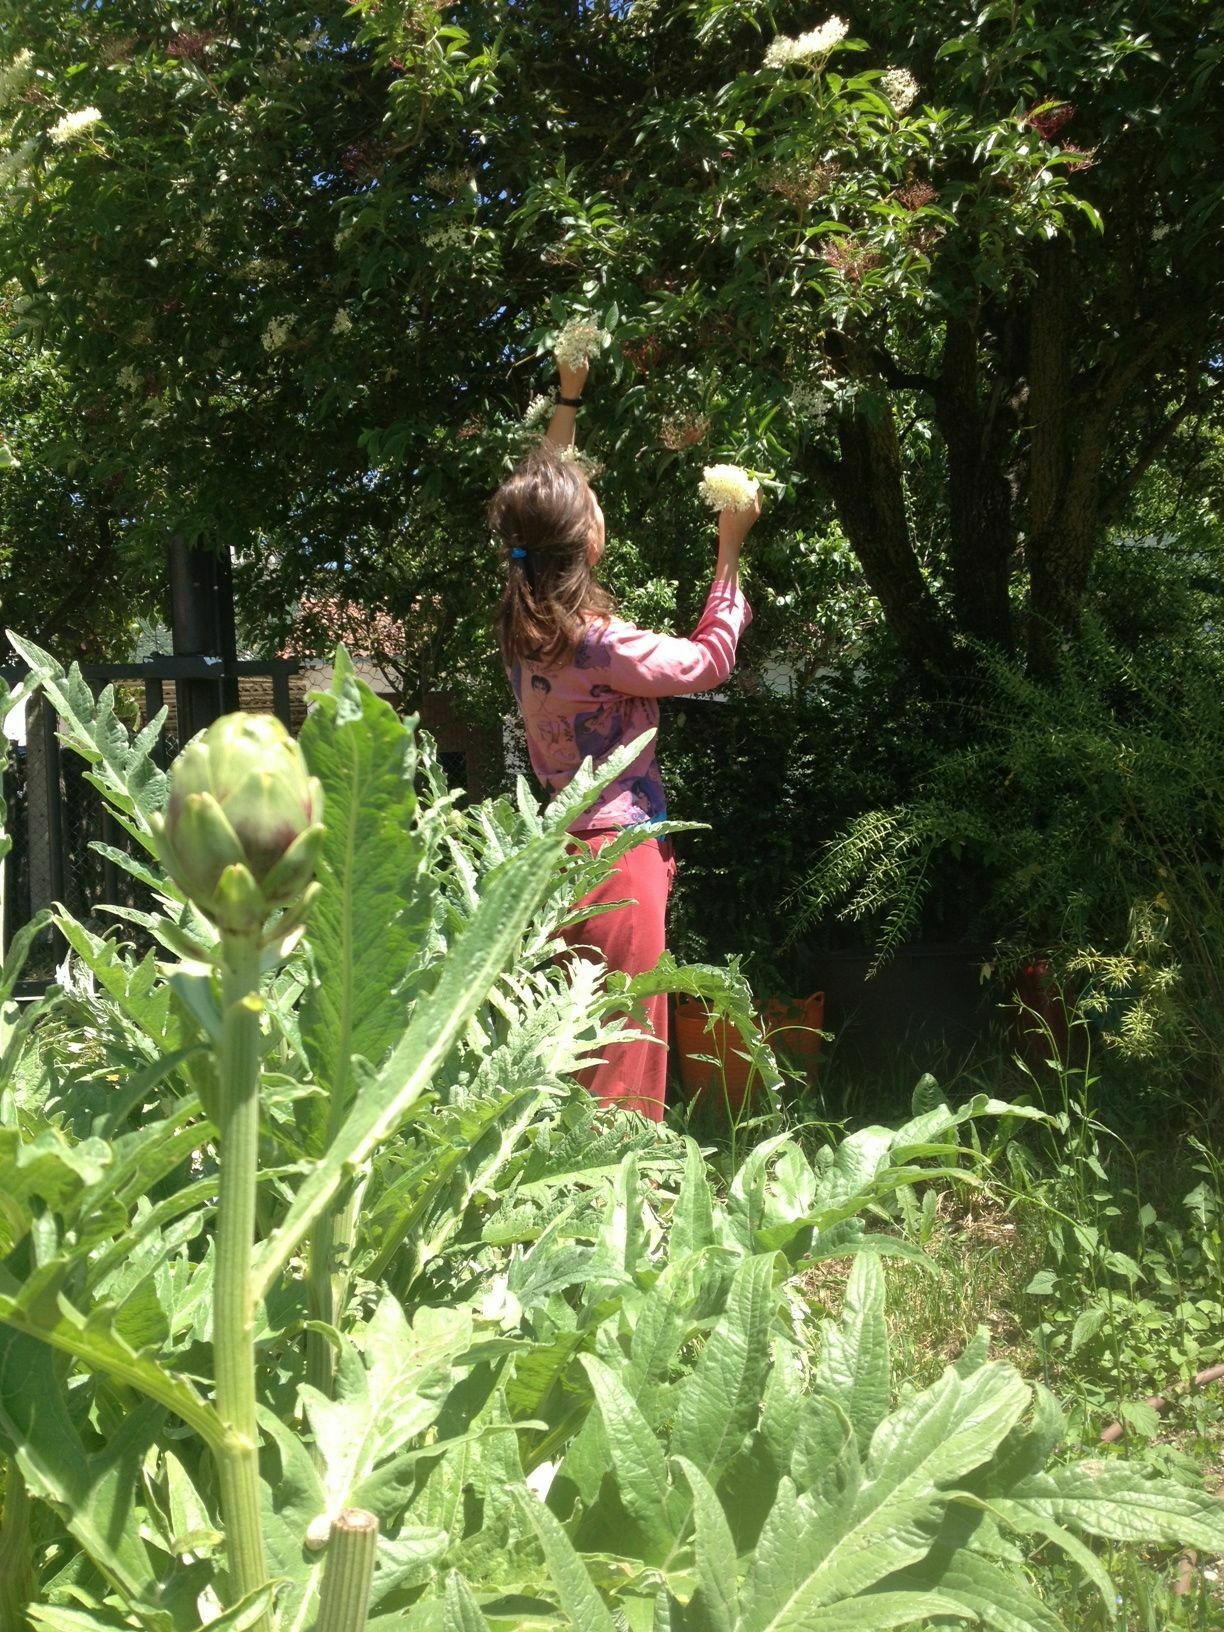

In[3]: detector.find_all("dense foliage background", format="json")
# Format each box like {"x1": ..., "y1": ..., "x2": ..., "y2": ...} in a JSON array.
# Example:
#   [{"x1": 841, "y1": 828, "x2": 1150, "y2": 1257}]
[{"x1": 2, "y1": 0, "x2": 1223, "y2": 1080}]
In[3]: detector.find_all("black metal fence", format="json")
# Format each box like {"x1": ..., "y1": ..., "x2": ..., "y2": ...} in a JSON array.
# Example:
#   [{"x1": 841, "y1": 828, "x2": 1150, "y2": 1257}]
[{"x1": 2, "y1": 655, "x2": 299, "y2": 986}]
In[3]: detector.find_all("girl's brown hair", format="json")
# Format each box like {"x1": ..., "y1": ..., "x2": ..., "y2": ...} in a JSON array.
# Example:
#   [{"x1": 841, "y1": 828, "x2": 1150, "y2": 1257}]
[{"x1": 490, "y1": 445, "x2": 615, "y2": 668}]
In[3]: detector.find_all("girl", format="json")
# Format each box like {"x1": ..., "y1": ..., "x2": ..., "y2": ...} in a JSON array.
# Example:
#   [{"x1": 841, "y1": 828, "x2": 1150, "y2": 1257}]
[{"x1": 490, "y1": 352, "x2": 760, "y2": 1121}]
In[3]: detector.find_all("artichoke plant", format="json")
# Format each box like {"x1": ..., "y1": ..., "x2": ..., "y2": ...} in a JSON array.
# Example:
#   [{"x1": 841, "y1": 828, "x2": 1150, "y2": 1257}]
[{"x1": 151, "y1": 711, "x2": 324, "y2": 937}]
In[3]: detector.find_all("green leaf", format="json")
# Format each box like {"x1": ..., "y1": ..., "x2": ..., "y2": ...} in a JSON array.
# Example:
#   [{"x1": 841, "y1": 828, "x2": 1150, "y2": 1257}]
[
  {"x1": 5, "y1": 637, "x2": 166, "y2": 840},
  {"x1": 186, "y1": 1585, "x2": 277, "y2": 1632},
  {"x1": 814, "y1": 1254, "x2": 890, "y2": 1454},
  {"x1": 299, "y1": 653, "x2": 432, "y2": 1145},
  {"x1": 673, "y1": 1456, "x2": 738, "y2": 1632},
  {"x1": 579, "y1": 1353, "x2": 671, "y2": 1552},
  {"x1": 1003, "y1": 1461, "x2": 1224, "y2": 1551},
  {"x1": 442, "y1": 1570, "x2": 493, "y2": 1632},
  {"x1": 510, "y1": 1486, "x2": 618, "y2": 1632},
  {"x1": 671, "y1": 1137, "x2": 715, "y2": 1259},
  {"x1": 0, "y1": 1260, "x2": 221, "y2": 1452},
  {"x1": 740, "y1": 1364, "x2": 1031, "y2": 1627},
  {"x1": 672, "y1": 1253, "x2": 778, "y2": 1482},
  {"x1": 744, "y1": 1592, "x2": 973, "y2": 1630},
  {"x1": 891, "y1": 1547, "x2": 1067, "y2": 1632},
  {"x1": 253, "y1": 828, "x2": 569, "y2": 1300},
  {"x1": 301, "y1": 1296, "x2": 474, "y2": 1521},
  {"x1": 0, "y1": 1333, "x2": 175, "y2": 1612}
]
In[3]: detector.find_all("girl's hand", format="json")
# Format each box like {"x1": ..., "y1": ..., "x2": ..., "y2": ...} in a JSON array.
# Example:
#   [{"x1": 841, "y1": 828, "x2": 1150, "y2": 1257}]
[
  {"x1": 718, "y1": 492, "x2": 762, "y2": 551},
  {"x1": 558, "y1": 357, "x2": 589, "y2": 400}
]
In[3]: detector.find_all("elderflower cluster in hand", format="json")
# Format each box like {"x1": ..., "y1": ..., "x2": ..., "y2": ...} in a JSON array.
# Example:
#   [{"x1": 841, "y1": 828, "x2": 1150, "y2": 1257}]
[
  {"x1": 699, "y1": 464, "x2": 760, "y2": 513},
  {"x1": 880, "y1": 67, "x2": 920, "y2": 113},
  {"x1": 764, "y1": 16, "x2": 848, "y2": 70},
  {"x1": 554, "y1": 318, "x2": 606, "y2": 372}
]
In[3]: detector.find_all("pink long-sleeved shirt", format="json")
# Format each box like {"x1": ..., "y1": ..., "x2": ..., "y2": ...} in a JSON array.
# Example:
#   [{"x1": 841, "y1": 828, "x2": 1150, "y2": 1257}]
[{"x1": 508, "y1": 580, "x2": 752, "y2": 832}]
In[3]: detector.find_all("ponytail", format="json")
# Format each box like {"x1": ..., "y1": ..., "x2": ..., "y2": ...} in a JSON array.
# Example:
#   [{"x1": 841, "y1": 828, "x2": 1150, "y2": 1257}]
[{"x1": 490, "y1": 445, "x2": 615, "y2": 668}]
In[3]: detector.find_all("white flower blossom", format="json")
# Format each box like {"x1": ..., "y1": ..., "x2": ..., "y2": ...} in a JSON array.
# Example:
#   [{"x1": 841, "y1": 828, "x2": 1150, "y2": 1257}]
[
  {"x1": 117, "y1": 365, "x2": 142, "y2": 394},
  {"x1": 699, "y1": 463, "x2": 760, "y2": 512},
  {"x1": 880, "y1": 67, "x2": 919, "y2": 113},
  {"x1": 0, "y1": 50, "x2": 34, "y2": 110},
  {"x1": 554, "y1": 317, "x2": 606, "y2": 371},
  {"x1": 557, "y1": 443, "x2": 605, "y2": 480},
  {"x1": 331, "y1": 309, "x2": 353, "y2": 335},
  {"x1": 790, "y1": 379, "x2": 832, "y2": 424},
  {"x1": 764, "y1": 17, "x2": 849, "y2": 70},
  {"x1": 424, "y1": 220, "x2": 469, "y2": 249},
  {"x1": 261, "y1": 314, "x2": 295, "y2": 353},
  {"x1": 48, "y1": 106, "x2": 104, "y2": 146},
  {"x1": 523, "y1": 392, "x2": 554, "y2": 429}
]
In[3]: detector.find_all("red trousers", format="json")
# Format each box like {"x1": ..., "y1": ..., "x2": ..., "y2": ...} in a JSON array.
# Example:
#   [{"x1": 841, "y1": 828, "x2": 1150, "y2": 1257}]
[{"x1": 559, "y1": 832, "x2": 676, "y2": 1122}]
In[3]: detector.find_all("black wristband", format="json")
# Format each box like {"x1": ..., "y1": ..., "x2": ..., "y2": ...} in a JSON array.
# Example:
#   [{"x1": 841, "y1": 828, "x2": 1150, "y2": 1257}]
[{"x1": 556, "y1": 393, "x2": 584, "y2": 408}]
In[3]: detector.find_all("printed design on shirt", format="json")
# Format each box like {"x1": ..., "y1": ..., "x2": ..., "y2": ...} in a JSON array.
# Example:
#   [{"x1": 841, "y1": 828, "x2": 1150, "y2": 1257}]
[
  {"x1": 536, "y1": 716, "x2": 575, "y2": 750},
  {"x1": 626, "y1": 770, "x2": 667, "y2": 824},
  {"x1": 589, "y1": 683, "x2": 617, "y2": 698},
  {"x1": 574, "y1": 624, "x2": 613, "y2": 670},
  {"x1": 573, "y1": 699, "x2": 625, "y2": 759},
  {"x1": 529, "y1": 672, "x2": 552, "y2": 697}
]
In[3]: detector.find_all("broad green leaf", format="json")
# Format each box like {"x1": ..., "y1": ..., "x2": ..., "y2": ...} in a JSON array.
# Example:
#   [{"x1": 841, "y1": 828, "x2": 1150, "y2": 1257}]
[
  {"x1": 0, "y1": 1260, "x2": 221, "y2": 1452},
  {"x1": 253, "y1": 829, "x2": 569, "y2": 1300},
  {"x1": 299, "y1": 653, "x2": 432, "y2": 1144},
  {"x1": 814, "y1": 1254, "x2": 890, "y2": 1454},
  {"x1": 671, "y1": 1138, "x2": 715, "y2": 1259},
  {"x1": 672, "y1": 1253, "x2": 778, "y2": 1482},
  {"x1": 740, "y1": 1364, "x2": 1031, "y2": 1627},
  {"x1": 1002, "y1": 1461, "x2": 1224, "y2": 1551},
  {"x1": 301, "y1": 1296, "x2": 474, "y2": 1521},
  {"x1": 674, "y1": 1455, "x2": 738, "y2": 1632},
  {"x1": 510, "y1": 1486, "x2": 618, "y2": 1632},
  {"x1": 0, "y1": 1331, "x2": 165, "y2": 1605},
  {"x1": 28, "y1": 1609, "x2": 139, "y2": 1632},
  {"x1": 258, "y1": 1409, "x2": 329, "y2": 1632},
  {"x1": 890, "y1": 1547, "x2": 1066, "y2": 1632},
  {"x1": 55, "y1": 916, "x2": 180, "y2": 1052},
  {"x1": 745, "y1": 1590, "x2": 974, "y2": 1630},
  {"x1": 5, "y1": 636, "x2": 166, "y2": 839},
  {"x1": 758, "y1": 1338, "x2": 805, "y2": 1480},
  {"x1": 186, "y1": 1585, "x2": 277, "y2": 1632},
  {"x1": 442, "y1": 1570, "x2": 493, "y2": 1632},
  {"x1": 579, "y1": 1353, "x2": 671, "y2": 1552}
]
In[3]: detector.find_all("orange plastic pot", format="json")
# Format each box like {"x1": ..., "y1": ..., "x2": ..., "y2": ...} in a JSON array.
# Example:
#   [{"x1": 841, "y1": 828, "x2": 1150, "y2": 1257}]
[
  {"x1": 762, "y1": 991, "x2": 825, "y2": 1079},
  {"x1": 673, "y1": 995, "x2": 763, "y2": 1115}
]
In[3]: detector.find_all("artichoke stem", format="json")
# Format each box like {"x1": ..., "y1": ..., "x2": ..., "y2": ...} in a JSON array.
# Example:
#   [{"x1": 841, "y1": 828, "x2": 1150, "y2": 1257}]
[
  {"x1": 315, "y1": 1509, "x2": 380, "y2": 1632},
  {"x1": 0, "y1": 1458, "x2": 34, "y2": 1632},
  {"x1": 213, "y1": 932, "x2": 271, "y2": 1626}
]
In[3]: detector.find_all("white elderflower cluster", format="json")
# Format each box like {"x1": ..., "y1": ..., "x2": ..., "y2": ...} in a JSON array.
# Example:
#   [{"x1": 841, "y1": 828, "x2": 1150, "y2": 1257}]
[
  {"x1": 880, "y1": 67, "x2": 919, "y2": 113},
  {"x1": 424, "y1": 220, "x2": 469, "y2": 249},
  {"x1": 0, "y1": 49, "x2": 33, "y2": 110},
  {"x1": 261, "y1": 314, "x2": 295, "y2": 353},
  {"x1": 764, "y1": 17, "x2": 848, "y2": 70},
  {"x1": 698, "y1": 463, "x2": 759, "y2": 512},
  {"x1": 790, "y1": 378, "x2": 832, "y2": 424},
  {"x1": 523, "y1": 391, "x2": 555, "y2": 430},
  {"x1": 117, "y1": 365, "x2": 142, "y2": 394},
  {"x1": 557, "y1": 443, "x2": 605, "y2": 480},
  {"x1": 554, "y1": 317, "x2": 606, "y2": 371},
  {"x1": 331, "y1": 309, "x2": 353, "y2": 335},
  {"x1": 49, "y1": 106, "x2": 104, "y2": 146}
]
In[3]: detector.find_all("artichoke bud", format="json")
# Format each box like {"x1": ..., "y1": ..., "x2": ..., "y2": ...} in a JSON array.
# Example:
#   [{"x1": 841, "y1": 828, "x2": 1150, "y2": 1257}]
[{"x1": 156, "y1": 712, "x2": 324, "y2": 935}]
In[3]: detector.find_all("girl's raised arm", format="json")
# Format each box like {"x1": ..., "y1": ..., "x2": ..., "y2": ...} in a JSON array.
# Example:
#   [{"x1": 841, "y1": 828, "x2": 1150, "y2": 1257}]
[{"x1": 544, "y1": 356, "x2": 589, "y2": 449}]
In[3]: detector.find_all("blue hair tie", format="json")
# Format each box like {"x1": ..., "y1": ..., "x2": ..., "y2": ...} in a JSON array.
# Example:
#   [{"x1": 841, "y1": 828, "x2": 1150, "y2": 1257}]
[{"x1": 510, "y1": 547, "x2": 527, "y2": 560}]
